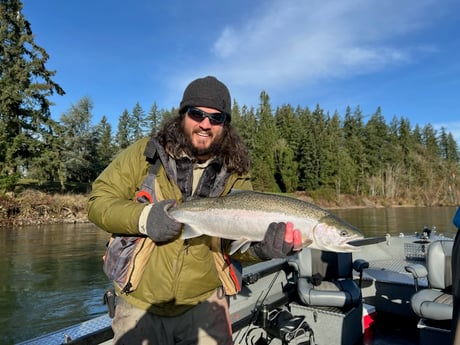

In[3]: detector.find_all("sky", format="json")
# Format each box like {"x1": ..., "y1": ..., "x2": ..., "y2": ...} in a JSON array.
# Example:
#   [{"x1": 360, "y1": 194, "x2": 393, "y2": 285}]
[{"x1": 21, "y1": 0, "x2": 460, "y2": 142}]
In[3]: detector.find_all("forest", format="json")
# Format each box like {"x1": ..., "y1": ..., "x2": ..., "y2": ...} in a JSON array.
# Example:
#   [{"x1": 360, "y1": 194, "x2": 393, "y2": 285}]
[{"x1": 1, "y1": 0, "x2": 459, "y2": 209}]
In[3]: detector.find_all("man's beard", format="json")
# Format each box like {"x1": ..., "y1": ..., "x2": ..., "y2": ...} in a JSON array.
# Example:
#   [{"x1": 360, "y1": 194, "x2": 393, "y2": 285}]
[
  {"x1": 185, "y1": 128, "x2": 225, "y2": 160},
  {"x1": 189, "y1": 135, "x2": 223, "y2": 159}
]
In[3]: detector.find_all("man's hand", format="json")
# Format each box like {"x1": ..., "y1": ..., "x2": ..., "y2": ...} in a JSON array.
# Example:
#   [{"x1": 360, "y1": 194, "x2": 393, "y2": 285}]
[
  {"x1": 251, "y1": 222, "x2": 302, "y2": 259},
  {"x1": 140, "y1": 199, "x2": 182, "y2": 243}
]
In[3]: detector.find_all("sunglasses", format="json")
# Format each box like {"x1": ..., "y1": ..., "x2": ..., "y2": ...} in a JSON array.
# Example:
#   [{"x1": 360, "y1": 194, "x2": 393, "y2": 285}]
[{"x1": 186, "y1": 107, "x2": 226, "y2": 125}]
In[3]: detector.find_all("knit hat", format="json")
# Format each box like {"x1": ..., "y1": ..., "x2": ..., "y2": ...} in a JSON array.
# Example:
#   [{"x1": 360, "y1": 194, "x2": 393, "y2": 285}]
[{"x1": 179, "y1": 76, "x2": 232, "y2": 122}]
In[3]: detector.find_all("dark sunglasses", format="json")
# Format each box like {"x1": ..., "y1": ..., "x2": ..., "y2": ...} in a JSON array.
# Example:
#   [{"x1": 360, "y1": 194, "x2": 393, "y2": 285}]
[{"x1": 186, "y1": 107, "x2": 226, "y2": 125}]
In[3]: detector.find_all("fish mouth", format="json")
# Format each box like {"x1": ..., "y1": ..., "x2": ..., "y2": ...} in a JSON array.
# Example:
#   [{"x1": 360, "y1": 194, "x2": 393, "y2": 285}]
[
  {"x1": 347, "y1": 236, "x2": 386, "y2": 247},
  {"x1": 327, "y1": 236, "x2": 363, "y2": 252},
  {"x1": 325, "y1": 236, "x2": 386, "y2": 252},
  {"x1": 312, "y1": 224, "x2": 364, "y2": 252}
]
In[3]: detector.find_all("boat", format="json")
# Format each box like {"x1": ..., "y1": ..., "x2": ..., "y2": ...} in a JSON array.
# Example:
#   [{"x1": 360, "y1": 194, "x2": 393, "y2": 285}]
[{"x1": 18, "y1": 229, "x2": 455, "y2": 345}]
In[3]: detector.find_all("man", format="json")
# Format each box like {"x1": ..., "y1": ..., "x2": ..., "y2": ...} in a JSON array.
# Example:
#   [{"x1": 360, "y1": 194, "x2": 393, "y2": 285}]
[
  {"x1": 87, "y1": 76, "x2": 302, "y2": 345},
  {"x1": 452, "y1": 206, "x2": 460, "y2": 344}
]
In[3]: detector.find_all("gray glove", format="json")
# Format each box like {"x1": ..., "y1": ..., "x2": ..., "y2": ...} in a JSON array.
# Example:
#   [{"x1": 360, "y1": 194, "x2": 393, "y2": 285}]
[
  {"x1": 145, "y1": 199, "x2": 182, "y2": 243},
  {"x1": 251, "y1": 222, "x2": 294, "y2": 259}
]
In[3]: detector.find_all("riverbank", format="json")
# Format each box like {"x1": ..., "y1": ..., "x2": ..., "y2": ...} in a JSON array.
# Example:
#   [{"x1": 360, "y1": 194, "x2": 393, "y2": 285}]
[
  {"x1": 0, "y1": 189, "x2": 88, "y2": 226},
  {"x1": 2, "y1": 188, "x2": 446, "y2": 227}
]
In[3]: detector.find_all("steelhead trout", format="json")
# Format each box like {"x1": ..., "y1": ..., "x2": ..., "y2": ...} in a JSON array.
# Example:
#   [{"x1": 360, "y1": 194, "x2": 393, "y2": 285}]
[{"x1": 169, "y1": 191, "x2": 364, "y2": 254}]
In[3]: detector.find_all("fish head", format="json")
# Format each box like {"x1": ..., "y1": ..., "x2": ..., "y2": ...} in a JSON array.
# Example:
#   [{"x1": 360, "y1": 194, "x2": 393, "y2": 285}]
[{"x1": 311, "y1": 215, "x2": 364, "y2": 252}]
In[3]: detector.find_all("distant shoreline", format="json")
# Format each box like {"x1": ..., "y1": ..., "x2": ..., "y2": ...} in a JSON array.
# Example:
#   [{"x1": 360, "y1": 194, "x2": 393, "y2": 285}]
[{"x1": 1, "y1": 189, "x2": 456, "y2": 227}]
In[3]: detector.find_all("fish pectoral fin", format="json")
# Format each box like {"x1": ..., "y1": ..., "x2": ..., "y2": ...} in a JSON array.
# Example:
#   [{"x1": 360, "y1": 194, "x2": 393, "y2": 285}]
[
  {"x1": 229, "y1": 238, "x2": 252, "y2": 255},
  {"x1": 181, "y1": 224, "x2": 202, "y2": 239}
]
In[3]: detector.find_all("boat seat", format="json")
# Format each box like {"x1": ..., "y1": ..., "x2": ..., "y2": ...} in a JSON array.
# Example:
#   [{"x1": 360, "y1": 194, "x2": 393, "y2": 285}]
[
  {"x1": 405, "y1": 240, "x2": 454, "y2": 321},
  {"x1": 288, "y1": 248, "x2": 365, "y2": 309}
]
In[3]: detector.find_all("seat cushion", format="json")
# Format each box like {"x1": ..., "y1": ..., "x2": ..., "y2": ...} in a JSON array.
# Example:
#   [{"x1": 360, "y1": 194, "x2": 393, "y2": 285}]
[
  {"x1": 427, "y1": 240, "x2": 453, "y2": 289},
  {"x1": 297, "y1": 278, "x2": 361, "y2": 308},
  {"x1": 411, "y1": 288, "x2": 453, "y2": 320}
]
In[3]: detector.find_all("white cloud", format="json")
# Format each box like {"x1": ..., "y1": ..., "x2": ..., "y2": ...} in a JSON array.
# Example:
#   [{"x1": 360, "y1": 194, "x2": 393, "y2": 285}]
[{"x1": 206, "y1": 0, "x2": 441, "y2": 90}]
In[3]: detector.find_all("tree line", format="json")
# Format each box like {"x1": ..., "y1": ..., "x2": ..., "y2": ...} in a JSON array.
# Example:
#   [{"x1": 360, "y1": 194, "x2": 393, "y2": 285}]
[{"x1": 1, "y1": 0, "x2": 459, "y2": 206}]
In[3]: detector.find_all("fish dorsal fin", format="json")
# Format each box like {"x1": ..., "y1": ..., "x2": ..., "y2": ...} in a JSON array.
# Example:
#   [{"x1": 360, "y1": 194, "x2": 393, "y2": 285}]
[
  {"x1": 229, "y1": 238, "x2": 252, "y2": 255},
  {"x1": 181, "y1": 224, "x2": 202, "y2": 239}
]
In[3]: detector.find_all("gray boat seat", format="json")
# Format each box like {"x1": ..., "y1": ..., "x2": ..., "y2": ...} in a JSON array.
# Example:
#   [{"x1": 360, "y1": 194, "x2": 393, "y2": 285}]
[
  {"x1": 288, "y1": 248, "x2": 363, "y2": 309},
  {"x1": 406, "y1": 240, "x2": 454, "y2": 320}
]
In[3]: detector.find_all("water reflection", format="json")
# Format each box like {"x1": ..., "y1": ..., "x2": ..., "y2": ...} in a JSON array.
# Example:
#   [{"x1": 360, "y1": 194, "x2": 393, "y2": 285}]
[
  {"x1": 333, "y1": 206, "x2": 458, "y2": 238},
  {"x1": 0, "y1": 223, "x2": 111, "y2": 344}
]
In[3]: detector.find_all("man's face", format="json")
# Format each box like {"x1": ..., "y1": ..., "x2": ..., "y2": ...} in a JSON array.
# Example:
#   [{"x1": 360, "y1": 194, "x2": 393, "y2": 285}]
[{"x1": 182, "y1": 106, "x2": 225, "y2": 160}]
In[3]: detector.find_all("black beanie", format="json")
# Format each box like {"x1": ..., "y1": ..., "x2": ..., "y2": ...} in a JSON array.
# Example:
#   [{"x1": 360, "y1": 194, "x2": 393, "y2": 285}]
[{"x1": 179, "y1": 76, "x2": 232, "y2": 122}]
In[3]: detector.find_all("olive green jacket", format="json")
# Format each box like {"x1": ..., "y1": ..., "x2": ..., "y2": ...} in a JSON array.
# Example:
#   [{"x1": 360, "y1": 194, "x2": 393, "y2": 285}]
[{"x1": 87, "y1": 137, "x2": 255, "y2": 316}]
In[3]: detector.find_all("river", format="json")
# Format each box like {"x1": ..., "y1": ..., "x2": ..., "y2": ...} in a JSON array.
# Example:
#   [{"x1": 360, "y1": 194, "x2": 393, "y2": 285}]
[{"x1": 1, "y1": 206, "x2": 458, "y2": 344}]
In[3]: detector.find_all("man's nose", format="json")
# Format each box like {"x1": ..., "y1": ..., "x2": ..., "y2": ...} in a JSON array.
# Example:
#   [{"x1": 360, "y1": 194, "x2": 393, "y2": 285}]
[{"x1": 199, "y1": 117, "x2": 212, "y2": 128}]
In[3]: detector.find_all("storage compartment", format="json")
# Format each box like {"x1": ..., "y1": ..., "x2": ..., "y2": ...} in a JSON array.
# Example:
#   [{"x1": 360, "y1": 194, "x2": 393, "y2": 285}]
[
  {"x1": 404, "y1": 242, "x2": 429, "y2": 261},
  {"x1": 290, "y1": 302, "x2": 363, "y2": 345},
  {"x1": 418, "y1": 318, "x2": 451, "y2": 345}
]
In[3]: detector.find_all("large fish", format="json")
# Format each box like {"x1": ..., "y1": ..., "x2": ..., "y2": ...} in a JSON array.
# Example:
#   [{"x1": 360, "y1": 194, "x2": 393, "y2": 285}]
[{"x1": 168, "y1": 191, "x2": 364, "y2": 254}]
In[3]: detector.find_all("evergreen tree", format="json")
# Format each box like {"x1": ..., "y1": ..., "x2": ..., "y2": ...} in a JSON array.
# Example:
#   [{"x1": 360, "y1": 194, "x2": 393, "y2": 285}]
[
  {"x1": 275, "y1": 104, "x2": 302, "y2": 154},
  {"x1": 422, "y1": 124, "x2": 440, "y2": 157},
  {"x1": 115, "y1": 109, "x2": 131, "y2": 150},
  {"x1": 273, "y1": 104, "x2": 302, "y2": 193},
  {"x1": 234, "y1": 104, "x2": 257, "y2": 154},
  {"x1": 59, "y1": 97, "x2": 95, "y2": 183},
  {"x1": 440, "y1": 127, "x2": 459, "y2": 163},
  {"x1": 411, "y1": 125, "x2": 422, "y2": 144},
  {"x1": 343, "y1": 106, "x2": 367, "y2": 195},
  {"x1": 395, "y1": 117, "x2": 417, "y2": 199},
  {"x1": 296, "y1": 106, "x2": 316, "y2": 190},
  {"x1": 130, "y1": 102, "x2": 147, "y2": 141},
  {"x1": 322, "y1": 111, "x2": 355, "y2": 198},
  {"x1": 274, "y1": 137, "x2": 298, "y2": 193},
  {"x1": 147, "y1": 102, "x2": 162, "y2": 135},
  {"x1": 398, "y1": 117, "x2": 414, "y2": 163},
  {"x1": 0, "y1": 0, "x2": 65, "y2": 175},
  {"x1": 251, "y1": 91, "x2": 279, "y2": 191},
  {"x1": 310, "y1": 105, "x2": 329, "y2": 187},
  {"x1": 364, "y1": 107, "x2": 391, "y2": 196},
  {"x1": 27, "y1": 119, "x2": 63, "y2": 183},
  {"x1": 94, "y1": 115, "x2": 115, "y2": 173},
  {"x1": 230, "y1": 99, "x2": 243, "y2": 132}
]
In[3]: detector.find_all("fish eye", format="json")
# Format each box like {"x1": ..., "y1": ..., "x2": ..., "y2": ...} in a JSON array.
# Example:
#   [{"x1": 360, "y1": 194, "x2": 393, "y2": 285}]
[{"x1": 340, "y1": 230, "x2": 348, "y2": 236}]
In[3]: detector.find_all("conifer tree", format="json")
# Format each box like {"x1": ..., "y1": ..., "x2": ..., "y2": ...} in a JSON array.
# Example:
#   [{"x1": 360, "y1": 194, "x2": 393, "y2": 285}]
[
  {"x1": 343, "y1": 106, "x2": 367, "y2": 195},
  {"x1": 0, "y1": 0, "x2": 65, "y2": 175},
  {"x1": 234, "y1": 104, "x2": 257, "y2": 153},
  {"x1": 130, "y1": 102, "x2": 147, "y2": 141},
  {"x1": 251, "y1": 91, "x2": 279, "y2": 191},
  {"x1": 95, "y1": 116, "x2": 115, "y2": 173},
  {"x1": 296, "y1": 106, "x2": 316, "y2": 190},
  {"x1": 322, "y1": 111, "x2": 355, "y2": 198},
  {"x1": 115, "y1": 109, "x2": 131, "y2": 150},
  {"x1": 440, "y1": 127, "x2": 459, "y2": 163},
  {"x1": 59, "y1": 97, "x2": 95, "y2": 183},
  {"x1": 422, "y1": 124, "x2": 440, "y2": 157},
  {"x1": 364, "y1": 107, "x2": 392, "y2": 196},
  {"x1": 147, "y1": 102, "x2": 162, "y2": 135}
]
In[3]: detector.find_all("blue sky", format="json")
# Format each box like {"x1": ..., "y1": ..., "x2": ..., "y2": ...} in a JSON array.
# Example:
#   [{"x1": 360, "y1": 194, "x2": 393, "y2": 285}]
[{"x1": 22, "y1": 0, "x2": 460, "y2": 142}]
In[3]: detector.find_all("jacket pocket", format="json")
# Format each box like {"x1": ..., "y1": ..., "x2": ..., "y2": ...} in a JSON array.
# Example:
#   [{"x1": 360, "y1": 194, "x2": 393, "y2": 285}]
[{"x1": 103, "y1": 235, "x2": 155, "y2": 293}]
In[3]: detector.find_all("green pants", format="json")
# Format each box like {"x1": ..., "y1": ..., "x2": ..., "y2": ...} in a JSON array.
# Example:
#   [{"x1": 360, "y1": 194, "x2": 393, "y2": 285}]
[{"x1": 112, "y1": 288, "x2": 232, "y2": 345}]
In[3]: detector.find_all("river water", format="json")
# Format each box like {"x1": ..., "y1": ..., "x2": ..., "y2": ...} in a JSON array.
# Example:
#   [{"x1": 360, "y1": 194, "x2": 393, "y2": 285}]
[{"x1": 1, "y1": 206, "x2": 459, "y2": 344}]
